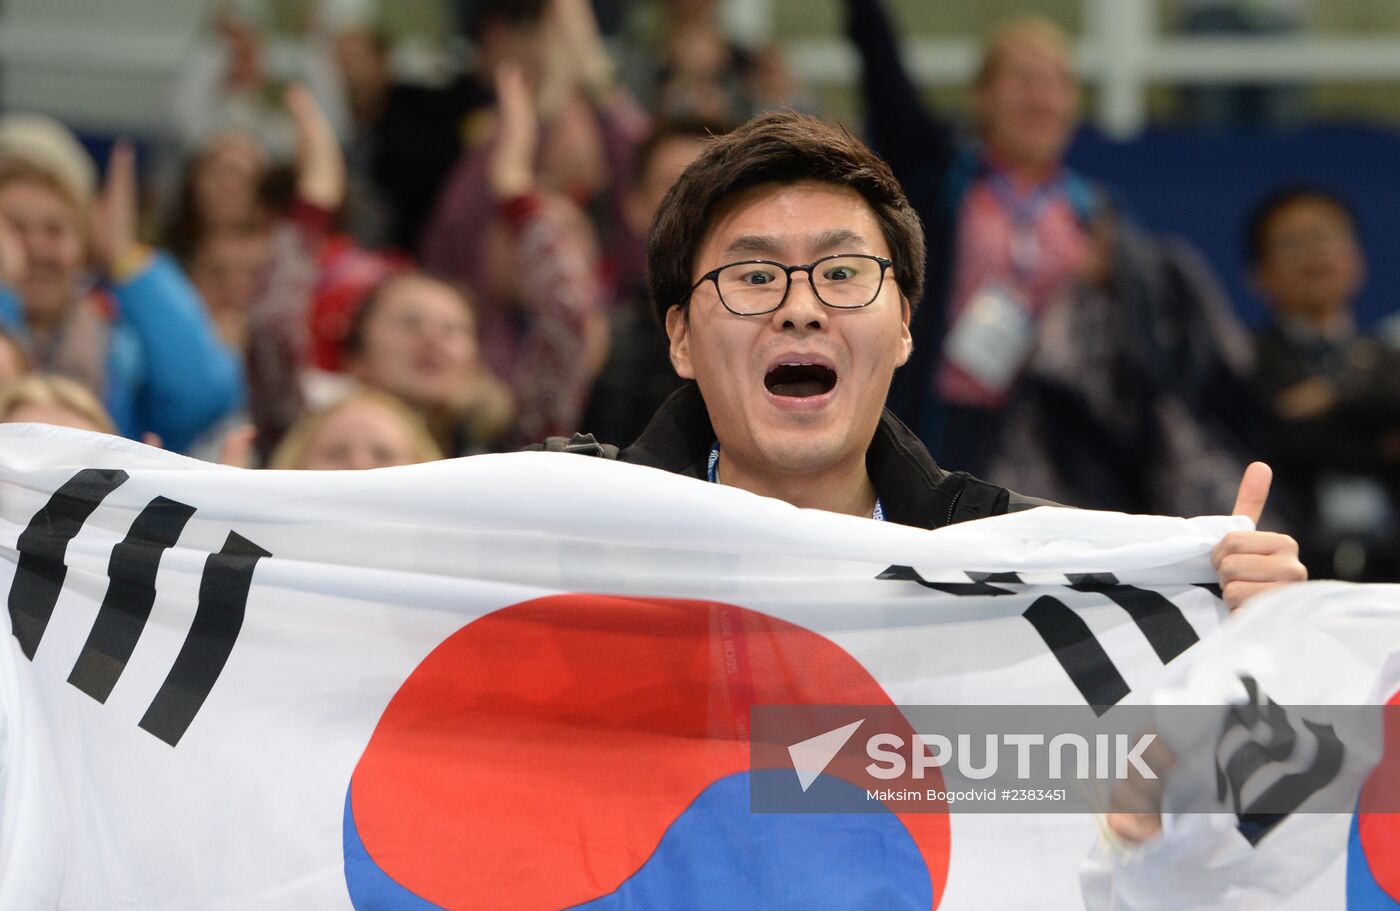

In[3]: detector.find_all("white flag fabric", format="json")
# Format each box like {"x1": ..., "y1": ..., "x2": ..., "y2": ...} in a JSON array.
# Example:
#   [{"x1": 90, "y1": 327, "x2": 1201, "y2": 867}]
[
  {"x1": 0, "y1": 425, "x2": 1396, "y2": 910},
  {"x1": 1082, "y1": 580, "x2": 1400, "y2": 911}
]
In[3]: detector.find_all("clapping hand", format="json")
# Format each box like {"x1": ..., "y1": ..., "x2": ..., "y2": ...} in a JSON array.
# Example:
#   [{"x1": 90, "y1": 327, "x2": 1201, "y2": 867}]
[
  {"x1": 488, "y1": 64, "x2": 539, "y2": 202},
  {"x1": 286, "y1": 84, "x2": 345, "y2": 212},
  {"x1": 89, "y1": 140, "x2": 140, "y2": 279}
]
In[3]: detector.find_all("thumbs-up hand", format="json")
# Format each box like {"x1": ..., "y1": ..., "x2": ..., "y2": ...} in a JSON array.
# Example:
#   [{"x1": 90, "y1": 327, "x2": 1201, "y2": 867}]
[{"x1": 1211, "y1": 462, "x2": 1307, "y2": 610}]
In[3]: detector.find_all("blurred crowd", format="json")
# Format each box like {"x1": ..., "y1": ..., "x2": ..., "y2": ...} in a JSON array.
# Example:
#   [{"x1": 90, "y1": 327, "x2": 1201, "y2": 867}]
[{"x1": 0, "y1": 0, "x2": 1397, "y2": 581}]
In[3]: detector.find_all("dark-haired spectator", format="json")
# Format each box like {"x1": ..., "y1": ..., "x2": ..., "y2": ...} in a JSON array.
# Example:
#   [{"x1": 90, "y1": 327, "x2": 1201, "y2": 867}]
[
  {"x1": 187, "y1": 222, "x2": 273, "y2": 352},
  {"x1": 1245, "y1": 185, "x2": 1400, "y2": 580},
  {"x1": 612, "y1": 117, "x2": 727, "y2": 296},
  {"x1": 163, "y1": 132, "x2": 269, "y2": 266},
  {"x1": 0, "y1": 115, "x2": 243, "y2": 453},
  {"x1": 163, "y1": 137, "x2": 275, "y2": 419},
  {"x1": 844, "y1": 0, "x2": 1098, "y2": 476},
  {"x1": 343, "y1": 272, "x2": 513, "y2": 456},
  {"x1": 582, "y1": 118, "x2": 723, "y2": 446}
]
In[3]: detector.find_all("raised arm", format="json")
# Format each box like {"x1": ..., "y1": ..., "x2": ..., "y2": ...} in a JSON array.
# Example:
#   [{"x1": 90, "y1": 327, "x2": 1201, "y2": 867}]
[
  {"x1": 843, "y1": 0, "x2": 957, "y2": 182},
  {"x1": 550, "y1": 0, "x2": 650, "y2": 203},
  {"x1": 242, "y1": 84, "x2": 345, "y2": 452},
  {"x1": 489, "y1": 64, "x2": 605, "y2": 445},
  {"x1": 93, "y1": 143, "x2": 243, "y2": 451}
]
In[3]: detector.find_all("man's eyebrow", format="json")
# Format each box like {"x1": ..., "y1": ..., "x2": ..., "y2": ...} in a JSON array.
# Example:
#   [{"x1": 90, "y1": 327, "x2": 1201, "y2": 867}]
[
  {"x1": 721, "y1": 234, "x2": 784, "y2": 257},
  {"x1": 720, "y1": 229, "x2": 872, "y2": 259},
  {"x1": 811, "y1": 228, "x2": 869, "y2": 254}
]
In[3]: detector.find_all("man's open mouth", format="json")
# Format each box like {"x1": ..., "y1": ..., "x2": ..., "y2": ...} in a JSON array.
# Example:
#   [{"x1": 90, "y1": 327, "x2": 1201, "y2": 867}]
[{"x1": 764, "y1": 363, "x2": 838, "y2": 398}]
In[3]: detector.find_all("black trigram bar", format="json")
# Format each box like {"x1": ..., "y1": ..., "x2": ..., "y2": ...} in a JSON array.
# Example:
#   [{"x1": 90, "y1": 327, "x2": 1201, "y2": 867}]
[
  {"x1": 139, "y1": 532, "x2": 270, "y2": 746},
  {"x1": 877, "y1": 565, "x2": 1016, "y2": 596},
  {"x1": 67, "y1": 496, "x2": 197, "y2": 703},
  {"x1": 9, "y1": 468, "x2": 129, "y2": 659},
  {"x1": 1023, "y1": 595, "x2": 1130, "y2": 714},
  {"x1": 1215, "y1": 677, "x2": 1346, "y2": 845},
  {"x1": 967, "y1": 571, "x2": 1024, "y2": 584},
  {"x1": 1216, "y1": 679, "x2": 1296, "y2": 806},
  {"x1": 1234, "y1": 720, "x2": 1344, "y2": 845},
  {"x1": 1066, "y1": 573, "x2": 1199, "y2": 664}
]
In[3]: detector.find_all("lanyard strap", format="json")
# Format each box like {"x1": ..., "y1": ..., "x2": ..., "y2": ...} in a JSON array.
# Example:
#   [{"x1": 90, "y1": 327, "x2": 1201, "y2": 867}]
[
  {"x1": 985, "y1": 170, "x2": 1064, "y2": 282},
  {"x1": 707, "y1": 442, "x2": 885, "y2": 521}
]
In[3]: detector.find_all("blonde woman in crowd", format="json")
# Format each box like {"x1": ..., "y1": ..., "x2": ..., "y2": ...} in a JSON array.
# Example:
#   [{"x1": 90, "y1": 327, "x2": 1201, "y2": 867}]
[
  {"x1": 0, "y1": 373, "x2": 116, "y2": 434},
  {"x1": 267, "y1": 389, "x2": 443, "y2": 471}
]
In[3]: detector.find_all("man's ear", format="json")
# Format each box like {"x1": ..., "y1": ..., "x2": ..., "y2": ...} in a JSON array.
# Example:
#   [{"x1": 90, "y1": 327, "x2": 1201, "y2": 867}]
[
  {"x1": 665, "y1": 304, "x2": 696, "y2": 379},
  {"x1": 895, "y1": 295, "x2": 913, "y2": 368}
]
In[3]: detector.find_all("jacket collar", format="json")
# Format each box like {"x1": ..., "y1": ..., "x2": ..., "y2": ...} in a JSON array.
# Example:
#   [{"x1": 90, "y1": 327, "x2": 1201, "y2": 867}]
[{"x1": 620, "y1": 383, "x2": 960, "y2": 529}]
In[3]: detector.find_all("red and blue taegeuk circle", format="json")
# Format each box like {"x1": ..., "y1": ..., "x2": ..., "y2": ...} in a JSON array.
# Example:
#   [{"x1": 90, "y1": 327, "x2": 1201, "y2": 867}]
[
  {"x1": 343, "y1": 594, "x2": 951, "y2": 909},
  {"x1": 1347, "y1": 689, "x2": 1400, "y2": 909}
]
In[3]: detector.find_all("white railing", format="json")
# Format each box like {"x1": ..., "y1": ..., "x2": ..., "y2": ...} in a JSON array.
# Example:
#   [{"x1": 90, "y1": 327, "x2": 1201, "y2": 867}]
[
  {"x1": 778, "y1": 0, "x2": 1400, "y2": 137},
  {"x1": 3, "y1": 0, "x2": 1400, "y2": 136}
]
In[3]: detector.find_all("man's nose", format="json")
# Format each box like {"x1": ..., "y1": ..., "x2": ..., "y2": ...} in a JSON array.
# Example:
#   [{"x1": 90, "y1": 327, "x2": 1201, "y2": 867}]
[{"x1": 771, "y1": 269, "x2": 826, "y2": 330}]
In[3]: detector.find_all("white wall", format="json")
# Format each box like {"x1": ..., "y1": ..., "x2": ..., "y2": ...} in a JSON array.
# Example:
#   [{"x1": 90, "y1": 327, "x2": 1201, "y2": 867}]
[{"x1": 0, "y1": 0, "x2": 206, "y2": 134}]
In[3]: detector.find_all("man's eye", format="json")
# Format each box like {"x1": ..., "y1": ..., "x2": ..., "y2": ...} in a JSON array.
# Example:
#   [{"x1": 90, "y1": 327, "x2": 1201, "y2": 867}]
[
  {"x1": 740, "y1": 270, "x2": 777, "y2": 285},
  {"x1": 823, "y1": 267, "x2": 855, "y2": 282}
]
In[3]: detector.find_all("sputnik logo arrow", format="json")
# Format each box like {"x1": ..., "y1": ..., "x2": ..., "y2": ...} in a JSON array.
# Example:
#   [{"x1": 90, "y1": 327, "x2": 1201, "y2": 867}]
[{"x1": 787, "y1": 719, "x2": 864, "y2": 792}]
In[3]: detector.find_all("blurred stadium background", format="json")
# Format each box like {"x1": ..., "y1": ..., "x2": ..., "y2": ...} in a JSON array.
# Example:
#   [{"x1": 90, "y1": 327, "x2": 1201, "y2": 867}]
[{"x1": 2, "y1": 0, "x2": 1398, "y2": 327}]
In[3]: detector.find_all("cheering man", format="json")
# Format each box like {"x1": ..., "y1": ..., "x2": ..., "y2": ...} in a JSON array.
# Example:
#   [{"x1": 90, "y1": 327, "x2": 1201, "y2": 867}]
[{"x1": 560, "y1": 111, "x2": 1305, "y2": 609}]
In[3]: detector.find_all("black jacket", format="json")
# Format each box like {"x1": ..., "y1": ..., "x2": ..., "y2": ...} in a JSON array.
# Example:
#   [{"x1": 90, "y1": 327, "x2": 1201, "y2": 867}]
[{"x1": 555, "y1": 384, "x2": 1044, "y2": 530}]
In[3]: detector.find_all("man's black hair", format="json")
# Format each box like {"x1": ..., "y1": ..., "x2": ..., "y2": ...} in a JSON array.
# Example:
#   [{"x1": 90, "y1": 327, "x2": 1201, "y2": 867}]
[
  {"x1": 647, "y1": 110, "x2": 927, "y2": 326},
  {"x1": 1243, "y1": 183, "x2": 1359, "y2": 266}
]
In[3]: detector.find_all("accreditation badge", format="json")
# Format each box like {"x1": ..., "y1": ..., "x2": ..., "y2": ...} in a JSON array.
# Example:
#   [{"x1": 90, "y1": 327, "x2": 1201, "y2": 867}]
[{"x1": 942, "y1": 282, "x2": 1036, "y2": 394}]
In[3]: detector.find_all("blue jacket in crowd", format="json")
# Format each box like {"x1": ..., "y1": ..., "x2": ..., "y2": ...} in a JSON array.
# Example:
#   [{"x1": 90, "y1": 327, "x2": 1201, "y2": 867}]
[{"x1": 0, "y1": 252, "x2": 245, "y2": 453}]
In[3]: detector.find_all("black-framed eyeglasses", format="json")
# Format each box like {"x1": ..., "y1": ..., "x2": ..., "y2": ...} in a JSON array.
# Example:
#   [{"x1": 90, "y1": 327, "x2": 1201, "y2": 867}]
[{"x1": 687, "y1": 253, "x2": 894, "y2": 316}]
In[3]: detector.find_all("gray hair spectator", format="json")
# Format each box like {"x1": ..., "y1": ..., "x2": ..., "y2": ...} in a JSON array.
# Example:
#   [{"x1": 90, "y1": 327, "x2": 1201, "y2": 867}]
[{"x1": 0, "y1": 114, "x2": 243, "y2": 453}]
